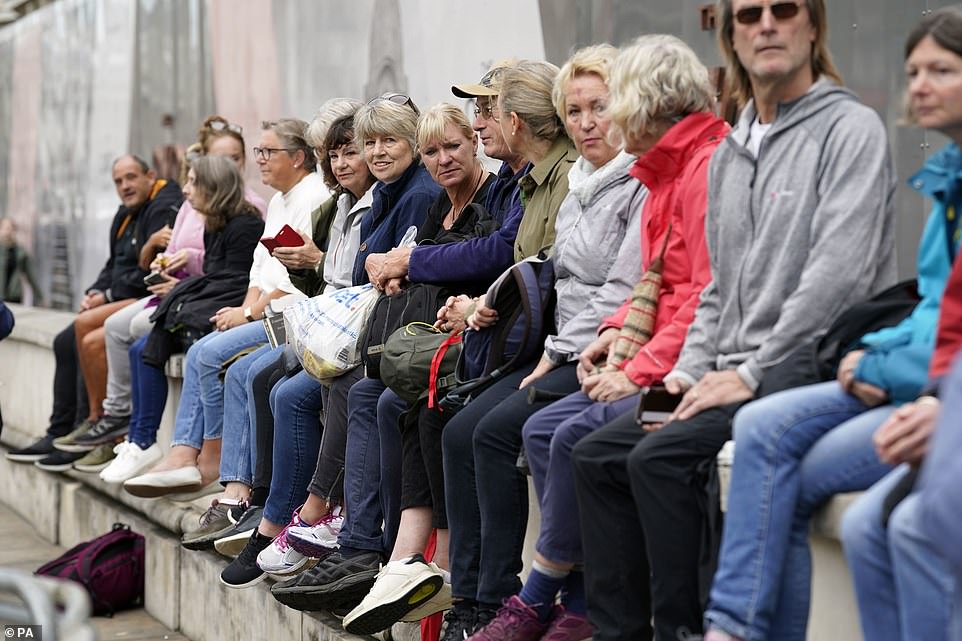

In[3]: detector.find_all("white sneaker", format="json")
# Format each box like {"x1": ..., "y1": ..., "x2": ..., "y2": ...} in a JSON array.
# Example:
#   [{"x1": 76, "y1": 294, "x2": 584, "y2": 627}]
[
  {"x1": 286, "y1": 506, "x2": 343, "y2": 557},
  {"x1": 342, "y1": 555, "x2": 446, "y2": 635},
  {"x1": 99, "y1": 441, "x2": 163, "y2": 484},
  {"x1": 256, "y1": 509, "x2": 315, "y2": 576}
]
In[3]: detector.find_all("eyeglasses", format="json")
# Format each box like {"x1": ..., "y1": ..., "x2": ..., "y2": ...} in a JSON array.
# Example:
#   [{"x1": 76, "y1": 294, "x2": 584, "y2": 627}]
[
  {"x1": 734, "y1": 1, "x2": 803, "y2": 25},
  {"x1": 252, "y1": 147, "x2": 293, "y2": 160},
  {"x1": 209, "y1": 120, "x2": 243, "y2": 135},
  {"x1": 368, "y1": 92, "x2": 420, "y2": 116}
]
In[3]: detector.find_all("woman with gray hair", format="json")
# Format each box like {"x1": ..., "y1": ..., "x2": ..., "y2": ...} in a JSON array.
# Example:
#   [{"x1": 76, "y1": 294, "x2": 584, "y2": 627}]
[{"x1": 123, "y1": 117, "x2": 327, "y2": 499}]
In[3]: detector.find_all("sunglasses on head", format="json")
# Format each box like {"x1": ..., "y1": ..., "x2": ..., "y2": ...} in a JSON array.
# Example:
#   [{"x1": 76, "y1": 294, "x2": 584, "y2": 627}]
[
  {"x1": 208, "y1": 119, "x2": 243, "y2": 135},
  {"x1": 368, "y1": 92, "x2": 420, "y2": 116},
  {"x1": 735, "y1": 1, "x2": 803, "y2": 25}
]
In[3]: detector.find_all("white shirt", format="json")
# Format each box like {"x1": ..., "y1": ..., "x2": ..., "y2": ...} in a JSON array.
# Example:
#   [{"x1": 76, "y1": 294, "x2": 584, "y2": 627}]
[
  {"x1": 747, "y1": 117, "x2": 773, "y2": 158},
  {"x1": 249, "y1": 171, "x2": 328, "y2": 294},
  {"x1": 323, "y1": 186, "x2": 375, "y2": 292}
]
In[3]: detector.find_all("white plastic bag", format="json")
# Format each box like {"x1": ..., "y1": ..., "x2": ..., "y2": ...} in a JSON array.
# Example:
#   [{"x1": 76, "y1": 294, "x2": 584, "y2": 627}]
[{"x1": 283, "y1": 283, "x2": 379, "y2": 381}]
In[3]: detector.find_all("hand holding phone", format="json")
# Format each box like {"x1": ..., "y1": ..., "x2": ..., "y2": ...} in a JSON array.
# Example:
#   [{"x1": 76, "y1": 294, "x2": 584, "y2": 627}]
[
  {"x1": 260, "y1": 224, "x2": 305, "y2": 254},
  {"x1": 144, "y1": 271, "x2": 169, "y2": 286},
  {"x1": 635, "y1": 385, "x2": 682, "y2": 426}
]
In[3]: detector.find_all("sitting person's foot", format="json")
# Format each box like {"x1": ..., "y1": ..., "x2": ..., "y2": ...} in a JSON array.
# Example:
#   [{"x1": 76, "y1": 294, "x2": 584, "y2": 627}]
[
  {"x1": 286, "y1": 506, "x2": 343, "y2": 558},
  {"x1": 144, "y1": 445, "x2": 200, "y2": 473},
  {"x1": 181, "y1": 498, "x2": 249, "y2": 551},
  {"x1": 51, "y1": 419, "x2": 98, "y2": 453},
  {"x1": 6, "y1": 434, "x2": 58, "y2": 462},
  {"x1": 255, "y1": 509, "x2": 317, "y2": 577},
  {"x1": 540, "y1": 606, "x2": 593, "y2": 641},
  {"x1": 467, "y1": 595, "x2": 548, "y2": 641},
  {"x1": 213, "y1": 504, "x2": 263, "y2": 557},
  {"x1": 72, "y1": 414, "x2": 130, "y2": 448},
  {"x1": 270, "y1": 549, "x2": 382, "y2": 612},
  {"x1": 440, "y1": 601, "x2": 478, "y2": 641},
  {"x1": 34, "y1": 449, "x2": 85, "y2": 472},
  {"x1": 342, "y1": 554, "x2": 448, "y2": 635},
  {"x1": 220, "y1": 530, "x2": 272, "y2": 589},
  {"x1": 123, "y1": 465, "x2": 203, "y2": 498},
  {"x1": 99, "y1": 441, "x2": 162, "y2": 484}
]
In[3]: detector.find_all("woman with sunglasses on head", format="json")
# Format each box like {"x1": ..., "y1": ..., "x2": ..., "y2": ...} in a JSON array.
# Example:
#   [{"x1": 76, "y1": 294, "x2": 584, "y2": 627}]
[
  {"x1": 123, "y1": 118, "x2": 326, "y2": 498},
  {"x1": 81, "y1": 117, "x2": 266, "y2": 481},
  {"x1": 217, "y1": 94, "x2": 441, "y2": 588},
  {"x1": 703, "y1": 7, "x2": 962, "y2": 641}
]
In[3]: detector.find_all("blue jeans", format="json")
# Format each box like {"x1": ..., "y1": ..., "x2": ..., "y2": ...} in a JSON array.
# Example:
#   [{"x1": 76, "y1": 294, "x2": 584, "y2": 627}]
[
  {"x1": 522, "y1": 391, "x2": 637, "y2": 564},
  {"x1": 706, "y1": 381, "x2": 894, "y2": 641},
  {"x1": 337, "y1": 377, "x2": 403, "y2": 555},
  {"x1": 170, "y1": 322, "x2": 266, "y2": 449},
  {"x1": 126, "y1": 334, "x2": 168, "y2": 448},
  {"x1": 842, "y1": 466, "x2": 958, "y2": 641},
  {"x1": 262, "y1": 368, "x2": 324, "y2": 526},
  {"x1": 219, "y1": 344, "x2": 276, "y2": 485}
]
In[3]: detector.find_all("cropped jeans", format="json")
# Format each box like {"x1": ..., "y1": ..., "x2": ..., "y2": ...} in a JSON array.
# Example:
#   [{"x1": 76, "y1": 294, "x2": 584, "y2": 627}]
[
  {"x1": 706, "y1": 381, "x2": 894, "y2": 641},
  {"x1": 170, "y1": 321, "x2": 266, "y2": 449},
  {"x1": 219, "y1": 343, "x2": 276, "y2": 486}
]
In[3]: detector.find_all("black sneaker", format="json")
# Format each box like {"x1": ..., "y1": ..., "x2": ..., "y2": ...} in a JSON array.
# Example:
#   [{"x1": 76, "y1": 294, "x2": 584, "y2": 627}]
[
  {"x1": 72, "y1": 414, "x2": 130, "y2": 448},
  {"x1": 5, "y1": 434, "x2": 58, "y2": 462},
  {"x1": 220, "y1": 530, "x2": 272, "y2": 589},
  {"x1": 440, "y1": 602, "x2": 477, "y2": 641},
  {"x1": 270, "y1": 550, "x2": 382, "y2": 612},
  {"x1": 34, "y1": 449, "x2": 85, "y2": 472}
]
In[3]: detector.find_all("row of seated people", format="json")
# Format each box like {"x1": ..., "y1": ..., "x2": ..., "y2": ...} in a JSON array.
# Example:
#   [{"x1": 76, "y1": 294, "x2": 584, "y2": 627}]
[{"x1": 7, "y1": 2, "x2": 962, "y2": 640}]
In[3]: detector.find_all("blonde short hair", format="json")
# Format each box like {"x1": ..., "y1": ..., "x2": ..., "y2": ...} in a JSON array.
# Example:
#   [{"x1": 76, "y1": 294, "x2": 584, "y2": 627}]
[
  {"x1": 416, "y1": 103, "x2": 474, "y2": 150},
  {"x1": 306, "y1": 98, "x2": 364, "y2": 150},
  {"x1": 354, "y1": 99, "x2": 419, "y2": 155},
  {"x1": 499, "y1": 60, "x2": 566, "y2": 142},
  {"x1": 607, "y1": 34, "x2": 714, "y2": 143},
  {"x1": 552, "y1": 44, "x2": 619, "y2": 122}
]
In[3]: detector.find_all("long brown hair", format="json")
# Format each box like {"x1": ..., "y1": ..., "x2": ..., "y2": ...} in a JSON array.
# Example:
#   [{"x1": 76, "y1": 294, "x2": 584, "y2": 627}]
[
  {"x1": 717, "y1": 0, "x2": 843, "y2": 108},
  {"x1": 190, "y1": 155, "x2": 259, "y2": 233}
]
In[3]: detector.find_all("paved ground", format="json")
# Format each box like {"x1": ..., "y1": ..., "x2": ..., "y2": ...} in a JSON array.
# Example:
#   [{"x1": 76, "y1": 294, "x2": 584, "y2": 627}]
[{"x1": 0, "y1": 500, "x2": 188, "y2": 641}]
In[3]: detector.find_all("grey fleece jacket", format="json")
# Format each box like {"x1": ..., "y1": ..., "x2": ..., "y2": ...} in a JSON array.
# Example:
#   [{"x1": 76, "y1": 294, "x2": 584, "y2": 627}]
[
  {"x1": 670, "y1": 79, "x2": 898, "y2": 390},
  {"x1": 544, "y1": 151, "x2": 647, "y2": 364}
]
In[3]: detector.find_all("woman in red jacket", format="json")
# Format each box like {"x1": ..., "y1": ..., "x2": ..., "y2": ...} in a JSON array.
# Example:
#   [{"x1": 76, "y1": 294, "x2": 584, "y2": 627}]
[{"x1": 467, "y1": 34, "x2": 728, "y2": 641}]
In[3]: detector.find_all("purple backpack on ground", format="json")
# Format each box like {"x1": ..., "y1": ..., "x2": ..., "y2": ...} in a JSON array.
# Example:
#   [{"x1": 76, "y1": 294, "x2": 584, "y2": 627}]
[{"x1": 36, "y1": 522, "x2": 145, "y2": 616}]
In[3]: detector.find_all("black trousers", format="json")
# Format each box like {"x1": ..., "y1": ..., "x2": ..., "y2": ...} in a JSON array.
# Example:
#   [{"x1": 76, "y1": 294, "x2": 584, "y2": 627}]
[
  {"x1": 47, "y1": 323, "x2": 89, "y2": 438},
  {"x1": 572, "y1": 403, "x2": 741, "y2": 641},
  {"x1": 250, "y1": 350, "x2": 286, "y2": 504},
  {"x1": 443, "y1": 361, "x2": 579, "y2": 604}
]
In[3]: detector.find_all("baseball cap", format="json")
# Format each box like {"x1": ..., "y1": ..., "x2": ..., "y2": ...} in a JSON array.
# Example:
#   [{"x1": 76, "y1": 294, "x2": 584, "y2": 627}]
[{"x1": 451, "y1": 58, "x2": 519, "y2": 98}]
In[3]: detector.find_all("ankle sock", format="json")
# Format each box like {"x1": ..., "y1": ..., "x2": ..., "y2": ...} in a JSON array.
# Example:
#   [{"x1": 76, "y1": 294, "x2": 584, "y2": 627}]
[
  {"x1": 519, "y1": 561, "x2": 569, "y2": 622},
  {"x1": 560, "y1": 570, "x2": 586, "y2": 615},
  {"x1": 250, "y1": 488, "x2": 268, "y2": 506}
]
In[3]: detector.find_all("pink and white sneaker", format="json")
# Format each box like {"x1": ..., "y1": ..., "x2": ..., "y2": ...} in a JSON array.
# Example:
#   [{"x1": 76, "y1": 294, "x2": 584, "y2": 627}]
[
  {"x1": 286, "y1": 506, "x2": 343, "y2": 558},
  {"x1": 255, "y1": 508, "x2": 316, "y2": 576}
]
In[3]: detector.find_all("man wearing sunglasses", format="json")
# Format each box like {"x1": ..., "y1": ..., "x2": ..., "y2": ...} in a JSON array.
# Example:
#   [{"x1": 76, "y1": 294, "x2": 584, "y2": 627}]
[{"x1": 572, "y1": 1, "x2": 898, "y2": 639}]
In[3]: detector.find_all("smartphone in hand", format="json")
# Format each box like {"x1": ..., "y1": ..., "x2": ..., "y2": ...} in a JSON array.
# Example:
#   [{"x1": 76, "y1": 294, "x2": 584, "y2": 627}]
[
  {"x1": 144, "y1": 271, "x2": 169, "y2": 286},
  {"x1": 260, "y1": 224, "x2": 305, "y2": 254},
  {"x1": 634, "y1": 385, "x2": 682, "y2": 425}
]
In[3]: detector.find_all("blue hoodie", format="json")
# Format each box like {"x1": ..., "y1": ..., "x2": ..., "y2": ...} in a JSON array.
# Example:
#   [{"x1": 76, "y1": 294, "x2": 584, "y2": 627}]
[{"x1": 855, "y1": 143, "x2": 962, "y2": 403}]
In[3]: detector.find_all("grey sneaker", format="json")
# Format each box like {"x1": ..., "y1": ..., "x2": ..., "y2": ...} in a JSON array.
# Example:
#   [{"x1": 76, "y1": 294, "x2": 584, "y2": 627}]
[
  {"x1": 181, "y1": 500, "x2": 249, "y2": 551},
  {"x1": 72, "y1": 443, "x2": 118, "y2": 472},
  {"x1": 72, "y1": 414, "x2": 130, "y2": 448},
  {"x1": 213, "y1": 505, "x2": 264, "y2": 557},
  {"x1": 52, "y1": 419, "x2": 97, "y2": 453}
]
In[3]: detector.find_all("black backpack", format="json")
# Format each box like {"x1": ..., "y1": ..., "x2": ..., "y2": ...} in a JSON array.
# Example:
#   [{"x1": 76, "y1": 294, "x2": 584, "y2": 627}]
[
  {"x1": 361, "y1": 283, "x2": 451, "y2": 380},
  {"x1": 440, "y1": 256, "x2": 556, "y2": 410}
]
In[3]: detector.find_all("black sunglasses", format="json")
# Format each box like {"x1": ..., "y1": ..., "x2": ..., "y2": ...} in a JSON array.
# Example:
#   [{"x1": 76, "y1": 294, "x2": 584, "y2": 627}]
[{"x1": 735, "y1": 1, "x2": 802, "y2": 25}]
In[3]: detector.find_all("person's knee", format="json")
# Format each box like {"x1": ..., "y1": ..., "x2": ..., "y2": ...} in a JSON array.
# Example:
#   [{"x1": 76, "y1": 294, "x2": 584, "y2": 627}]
[
  {"x1": 102, "y1": 311, "x2": 124, "y2": 337},
  {"x1": 886, "y1": 495, "x2": 921, "y2": 553},
  {"x1": 80, "y1": 328, "x2": 105, "y2": 353},
  {"x1": 732, "y1": 400, "x2": 772, "y2": 446},
  {"x1": 53, "y1": 324, "x2": 75, "y2": 354},
  {"x1": 442, "y1": 414, "x2": 473, "y2": 461},
  {"x1": 571, "y1": 430, "x2": 604, "y2": 474}
]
